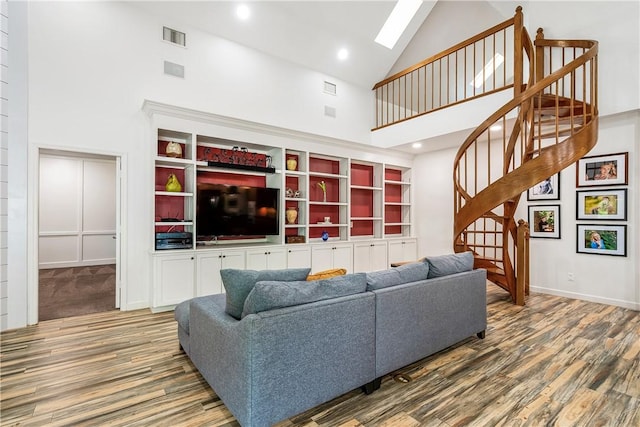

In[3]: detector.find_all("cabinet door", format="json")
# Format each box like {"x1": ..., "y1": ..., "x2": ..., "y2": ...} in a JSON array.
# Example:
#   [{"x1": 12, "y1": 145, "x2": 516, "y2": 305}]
[
  {"x1": 153, "y1": 253, "x2": 195, "y2": 307},
  {"x1": 246, "y1": 247, "x2": 286, "y2": 270},
  {"x1": 310, "y1": 245, "x2": 335, "y2": 273},
  {"x1": 332, "y1": 244, "x2": 353, "y2": 273},
  {"x1": 286, "y1": 245, "x2": 311, "y2": 268},
  {"x1": 197, "y1": 250, "x2": 245, "y2": 296},
  {"x1": 246, "y1": 248, "x2": 269, "y2": 270},
  {"x1": 196, "y1": 252, "x2": 223, "y2": 296},
  {"x1": 369, "y1": 241, "x2": 389, "y2": 271},
  {"x1": 388, "y1": 239, "x2": 418, "y2": 264},
  {"x1": 352, "y1": 242, "x2": 372, "y2": 273}
]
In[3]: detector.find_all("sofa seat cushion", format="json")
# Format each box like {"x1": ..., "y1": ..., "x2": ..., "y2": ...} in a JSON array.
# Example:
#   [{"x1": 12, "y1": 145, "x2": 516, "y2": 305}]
[
  {"x1": 366, "y1": 261, "x2": 429, "y2": 290},
  {"x1": 241, "y1": 272, "x2": 367, "y2": 318},
  {"x1": 221, "y1": 268, "x2": 311, "y2": 319},
  {"x1": 424, "y1": 251, "x2": 474, "y2": 278}
]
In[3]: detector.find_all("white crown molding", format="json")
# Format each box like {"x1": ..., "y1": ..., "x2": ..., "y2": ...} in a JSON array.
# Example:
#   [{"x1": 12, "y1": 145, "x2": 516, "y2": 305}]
[{"x1": 141, "y1": 99, "x2": 414, "y2": 161}]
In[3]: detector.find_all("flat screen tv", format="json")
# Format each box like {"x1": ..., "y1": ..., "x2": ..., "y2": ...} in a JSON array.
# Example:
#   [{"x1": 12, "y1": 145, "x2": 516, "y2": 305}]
[{"x1": 196, "y1": 183, "x2": 279, "y2": 239}]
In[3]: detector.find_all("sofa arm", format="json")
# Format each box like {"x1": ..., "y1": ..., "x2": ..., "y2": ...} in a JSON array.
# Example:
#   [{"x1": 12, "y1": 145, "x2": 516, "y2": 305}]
[
  {"x1": 190, "y1": 297, "x2": 256, "y2": 425},
  {"x1": 190, "y1": 291, "x2": 376, "y2": 427}
]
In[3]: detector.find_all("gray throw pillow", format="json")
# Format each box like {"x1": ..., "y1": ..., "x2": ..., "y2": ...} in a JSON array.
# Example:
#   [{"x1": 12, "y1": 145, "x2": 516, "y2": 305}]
[
  {"x1": 241, "y1": 273, "x2": 367, "y2": 318},
  {"x1": 366, "y1": 262, "x2": 429, "y2": 290},
  {"x1": 425, "y1": 251, "x2": 474, "y2": 278},
  {"x1": 221, "y1": 268, "x2": 311, "y2": 319}
]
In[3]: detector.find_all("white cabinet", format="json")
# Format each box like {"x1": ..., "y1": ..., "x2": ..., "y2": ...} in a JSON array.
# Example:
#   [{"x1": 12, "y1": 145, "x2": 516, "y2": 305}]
[
  {"x1": 152, "y1": 252, "x2": 195, "y2": 309},
  {"x1": 387, "y1": 238, "x2": 418, "y2": 265},
  {"x1": 196, "y1": 249, "x2": 246, "y2": 296},
  {"x1": 311, "y1": 243, "x2": 353, "y2": 273},
  {"x1": 286, "y1": 245, "x2": 312, "y2": 268},
  {"x1": 245, "y1": 247, "x2": 287, "y2": 270},
  {"x1": 353, "y1": 240, "x2": 388, "y2": 272}
]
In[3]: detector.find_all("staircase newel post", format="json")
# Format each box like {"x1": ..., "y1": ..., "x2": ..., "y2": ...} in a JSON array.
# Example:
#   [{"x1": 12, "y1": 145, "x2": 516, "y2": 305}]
[
  {"x1": 513, "y1": 6, "x2": 523, "y2": 96},
  {"x1": 535, "y1": 28, "x2": 545, "y2": 84},
  {"x1": 515, "y1": 219, "x2": 529, "y2": 305}
]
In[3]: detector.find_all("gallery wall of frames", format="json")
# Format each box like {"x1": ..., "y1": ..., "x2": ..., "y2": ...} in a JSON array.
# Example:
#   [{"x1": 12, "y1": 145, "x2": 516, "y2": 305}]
[{"x1": 527, "y1": 152, "x2": 629, "y2": 257}]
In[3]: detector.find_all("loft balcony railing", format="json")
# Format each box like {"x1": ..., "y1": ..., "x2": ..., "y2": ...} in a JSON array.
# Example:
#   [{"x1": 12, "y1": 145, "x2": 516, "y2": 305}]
[{"x1": 372, "y1": 8, "x2": 526, "y2": 130}]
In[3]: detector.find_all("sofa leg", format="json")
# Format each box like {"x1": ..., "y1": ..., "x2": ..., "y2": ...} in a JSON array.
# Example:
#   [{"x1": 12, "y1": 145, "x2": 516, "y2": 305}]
[
  {"x1": 477, "y1": 330, "x2": 486, "y2": 339},
  {"x1": 362, "y1": 377, "x2": 382, "y2": 395}
]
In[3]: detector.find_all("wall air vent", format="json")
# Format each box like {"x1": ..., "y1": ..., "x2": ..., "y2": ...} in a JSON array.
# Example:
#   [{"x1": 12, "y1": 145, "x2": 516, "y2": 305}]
[
  {"x1": 164, "y1": 61, "x2": 185, "y2": 78},
  {"x1": 324, "y1": 106, "x2": 337, "y2": 118},
  {"x1": 163, "y1": 26, "x2": 186, "y2": 46},
  {"x1": 323, "y1": 81, "x2": 337, "y2": 95}
]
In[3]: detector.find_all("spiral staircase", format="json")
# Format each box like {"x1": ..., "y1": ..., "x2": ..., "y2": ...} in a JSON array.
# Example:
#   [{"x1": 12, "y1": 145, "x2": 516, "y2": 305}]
[
  {"x1": 453, "y1": 27, "x2": 599, "y2": 305},
  {"x1": 373, "y1": 7, "x2": 599, "y2": 305}
]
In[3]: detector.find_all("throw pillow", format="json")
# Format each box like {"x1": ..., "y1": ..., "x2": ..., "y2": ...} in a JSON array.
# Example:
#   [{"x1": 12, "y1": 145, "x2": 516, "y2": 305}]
[
  {"x1": 425, "y1": 251, "x2": 474, "y2": 278},
  {"x1": 306, "y1": 268, "x2": 347, "y2": 281},
  {"x1": 220, "y1": 268, "x2": 311, "y2": 319},
  {"x1": 241, "y1": 273, "x2": 367, "y2": 318},
  {"x1": 365, "y1": 261, "x2": 429, "y2": 290}
]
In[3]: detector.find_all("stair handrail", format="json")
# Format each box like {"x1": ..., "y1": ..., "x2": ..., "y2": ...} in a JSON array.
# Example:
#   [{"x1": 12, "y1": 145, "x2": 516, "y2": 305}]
[
  {"x1": 453, "y1": 34, "x2": 598, "y2": 304},
  {"x1": 372, "y1": 7, "x2": 525, "y2": 130},
  {"x1": 453, "y1": 38, "x2": 599, "y2": 235}
]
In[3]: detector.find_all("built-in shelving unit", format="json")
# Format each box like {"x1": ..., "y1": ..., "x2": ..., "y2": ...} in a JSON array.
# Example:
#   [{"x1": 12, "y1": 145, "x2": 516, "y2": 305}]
[
  {"x1": 384, "y1": 166, "x2": 412, "y2": 238},
  {"x1": 149, "y1": 119, "x2": 414, "y2": 311},
  {"x1": 154, "y1": 130, "x2": 195, "y2": 248}
]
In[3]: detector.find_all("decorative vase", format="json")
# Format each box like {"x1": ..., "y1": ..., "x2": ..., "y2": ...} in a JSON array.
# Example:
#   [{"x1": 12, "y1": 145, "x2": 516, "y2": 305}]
[
  {"x1": 286, "y1": 207, "x2": 298, "y2": 224},
  {"x1": 165, "y1": 141, "x2": 183, "y2": 158},
  {"x1": 321, "y1": 230, "x2": 329, "y2": 241},
  {"x1": 165, "y1": 173, "x2": 182, "y2": 192},
  {"x1": 286, "y1": 158, "x2": 297, "y2": 171}
]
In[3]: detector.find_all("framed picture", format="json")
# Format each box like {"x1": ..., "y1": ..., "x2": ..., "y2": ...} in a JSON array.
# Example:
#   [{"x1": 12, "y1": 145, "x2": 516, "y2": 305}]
[
  {"x1": 577, "y1": 224, "x2": 627, "y2": 256},
  {"x1": 528, "y1": 205, "x2": 561, "y2": 238},
  {"x1": 576, "y1": 189, "x2": 627, "y2": 220},
  {"x1": 527, "y1": 173, "x2": 560, "y2": 201},
  {"x1": 576, "y1": 152, "x2": 628, "y2": 187}
]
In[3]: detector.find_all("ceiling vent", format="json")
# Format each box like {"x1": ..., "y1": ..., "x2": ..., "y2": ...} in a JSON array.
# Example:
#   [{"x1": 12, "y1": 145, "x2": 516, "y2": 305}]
[
  {"x1": 164, "y1": 61, "x2": 185, "y2": 78},
  {"x1": 324, "y1": 106, "x2": 336, "y2": 118},
  {"x1": 323, "y1": 81, "x2": 337, "y2": 95},
  {"x1": 163, "y1": 26, "x2": 186, "y2": 47}
]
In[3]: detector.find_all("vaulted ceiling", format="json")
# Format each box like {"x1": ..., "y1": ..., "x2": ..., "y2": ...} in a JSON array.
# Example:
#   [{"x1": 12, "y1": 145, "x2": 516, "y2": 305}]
[{"x1": 129, "y1": 1, "x2": 515, "y2": 89}]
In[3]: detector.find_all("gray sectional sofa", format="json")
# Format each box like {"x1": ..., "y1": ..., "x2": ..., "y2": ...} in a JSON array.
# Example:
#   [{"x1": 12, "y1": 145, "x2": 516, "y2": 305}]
[{"x1": 174, "y1": 251, "x2": 487, "y2": 427}]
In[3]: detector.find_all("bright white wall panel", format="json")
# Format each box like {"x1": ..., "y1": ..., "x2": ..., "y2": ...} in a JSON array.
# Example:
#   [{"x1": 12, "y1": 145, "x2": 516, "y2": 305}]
[
  {"x1": 39, "y1": 156, "x2": 81, "y2": 233},
  {"x1": 82, "y1": 234, "x2": 115, "y2": 262},
  {"x1": 38, "y1": 235, "x2": 78, "y2": 264},
  {"x1": 82, "y1": 159, "x2": 115, "y2": 232}
]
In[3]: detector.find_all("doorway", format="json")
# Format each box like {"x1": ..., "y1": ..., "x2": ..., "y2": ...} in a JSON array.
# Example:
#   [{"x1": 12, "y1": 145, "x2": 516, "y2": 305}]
[{"x1": 37, "y1": 150, "x2": 120, "y2": 321}]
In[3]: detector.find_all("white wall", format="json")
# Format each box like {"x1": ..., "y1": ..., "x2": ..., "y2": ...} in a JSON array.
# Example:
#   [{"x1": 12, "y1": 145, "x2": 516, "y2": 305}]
[{"x1": 0, "y1": 0, "x2": 7, "y2": 330}]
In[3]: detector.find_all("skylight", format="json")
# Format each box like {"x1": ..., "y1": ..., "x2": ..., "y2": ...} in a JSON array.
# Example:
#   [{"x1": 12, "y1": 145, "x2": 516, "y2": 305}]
[{"x1": 374, "y1": 0, "x2": 422, "y2": 49}]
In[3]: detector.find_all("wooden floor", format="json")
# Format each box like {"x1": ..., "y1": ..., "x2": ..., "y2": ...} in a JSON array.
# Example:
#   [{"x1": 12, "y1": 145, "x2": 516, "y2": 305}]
[{"x1": 1, "y1": 285, "x2": 638, "y2": 426}]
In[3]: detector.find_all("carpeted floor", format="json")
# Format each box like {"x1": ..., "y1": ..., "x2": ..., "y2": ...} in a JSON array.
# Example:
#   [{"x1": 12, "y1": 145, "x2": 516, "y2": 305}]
[{"x1": 39, "y1": 265, "x2": 117, "y2": 321}]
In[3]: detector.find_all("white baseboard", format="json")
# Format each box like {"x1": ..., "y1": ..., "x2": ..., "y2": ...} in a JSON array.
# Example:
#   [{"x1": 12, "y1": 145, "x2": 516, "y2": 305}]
[{"x1": 531, "y1": 286, "x2": 640, "y2": 311}]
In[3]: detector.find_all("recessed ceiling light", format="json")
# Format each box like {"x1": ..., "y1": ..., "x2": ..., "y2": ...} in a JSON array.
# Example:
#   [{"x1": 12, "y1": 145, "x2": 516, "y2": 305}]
[
  {"x1": 236, "y1": 4, "x2": 251, "y2": 20},
  {"x1": 375, "y1": 0, "x2": 422, "y2": 49},
  {"x1": 337, "y1": 48, "x2": 349, "y2": 61},
  {"x1": 412, "y1": 142, "x2": 422, "y2": 149}
]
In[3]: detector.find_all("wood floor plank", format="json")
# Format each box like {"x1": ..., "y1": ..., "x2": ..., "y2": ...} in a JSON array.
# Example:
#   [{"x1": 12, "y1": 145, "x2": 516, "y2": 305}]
[{"x1": 2, "y1": 286, "x2": 639, "y2": 426}]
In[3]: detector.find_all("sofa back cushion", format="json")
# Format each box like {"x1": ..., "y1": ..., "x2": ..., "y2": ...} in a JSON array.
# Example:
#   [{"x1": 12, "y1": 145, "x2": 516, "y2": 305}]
[
  {"x1": 424, "y1": 251, "x2": 474, "y2": 278},
  {"x1": 221, "y1": 268, "x2": 311, "y2": 319},
  {"x1": 366, "y1": 262, "x2": 429, "y2": 290},
  {"x1": 241, "y1": 272, "x2": 367, "y2": 318}
]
